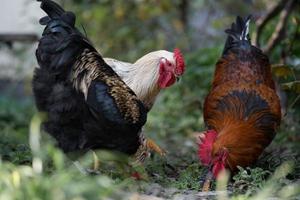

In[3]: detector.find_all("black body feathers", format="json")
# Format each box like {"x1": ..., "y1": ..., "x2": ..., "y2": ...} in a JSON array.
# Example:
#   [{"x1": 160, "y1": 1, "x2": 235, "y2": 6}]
[{"x1": 33, "y1": 0, "x2": 147, "y2": 154}]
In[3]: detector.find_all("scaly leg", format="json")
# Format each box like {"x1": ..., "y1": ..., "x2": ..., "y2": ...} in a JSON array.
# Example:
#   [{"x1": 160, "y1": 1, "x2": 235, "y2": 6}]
[
  {"x1": 134, "y1": 133, "x2": 166, "y2": 163},
  {"x1": 146, "y1": 138, "x2": 166, "y2": 157},
  {"x1": 202, "y1": 171, "x2": 213, "y2": 192}
]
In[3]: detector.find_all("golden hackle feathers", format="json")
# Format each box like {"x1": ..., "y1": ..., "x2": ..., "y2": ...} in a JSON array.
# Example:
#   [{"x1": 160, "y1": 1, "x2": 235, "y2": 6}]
[
  {"x1": 105, "y1": 50, "x2": 177, "y2": 109},
  {"x1": 72, "y1": 49, "x2": 141, "y2": 123}
]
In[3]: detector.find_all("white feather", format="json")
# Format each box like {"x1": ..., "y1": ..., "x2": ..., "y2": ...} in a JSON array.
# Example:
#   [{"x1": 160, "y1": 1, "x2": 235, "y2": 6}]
[
  {"x1": 244, "y1": 19, "x2": 250, "y2": 40},
  {"x1": 104, "y1": 50, "x2": 175, "y2": 109}
]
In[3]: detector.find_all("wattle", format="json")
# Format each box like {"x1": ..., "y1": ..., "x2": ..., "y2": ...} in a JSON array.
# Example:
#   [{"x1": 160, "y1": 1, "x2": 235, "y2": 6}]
[
  {"x1": 212, "y1": 161, "x2": 226, "y2": 178},
  {"x1": 158, "y1": 72, "x2": 176, "y2": 88}
]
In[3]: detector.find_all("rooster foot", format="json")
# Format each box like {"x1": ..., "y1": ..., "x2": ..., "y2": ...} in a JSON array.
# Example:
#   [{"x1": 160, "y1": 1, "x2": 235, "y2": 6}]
[{"x1": 146, "y1": 138, "x2": 166, "y2": 157}]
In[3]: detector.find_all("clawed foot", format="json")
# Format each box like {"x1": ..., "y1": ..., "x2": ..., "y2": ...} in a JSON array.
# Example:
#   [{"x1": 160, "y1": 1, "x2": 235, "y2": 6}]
[{"x1": 146, "y1": 138, "x2": 166, "y2": 157}]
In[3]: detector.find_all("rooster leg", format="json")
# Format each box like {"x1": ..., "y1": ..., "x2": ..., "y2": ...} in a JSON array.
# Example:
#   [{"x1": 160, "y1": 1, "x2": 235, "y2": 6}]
[
  {"x1": 202, "y1": 170, "x2": 213, "y2": 192},
  {"x1": 134, "y1": 135, "x2": 166, "y2": 164},
  {"x1": 146, "y1": 138, "x2": 166, "y2": 157}
]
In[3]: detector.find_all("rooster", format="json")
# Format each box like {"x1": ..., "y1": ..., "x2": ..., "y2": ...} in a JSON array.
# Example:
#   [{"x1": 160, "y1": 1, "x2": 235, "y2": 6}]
[
  {"x1": 197, "y1": 16, "x2": 281, "y2": 189},
  {"x1": 32, "y1": 0, "x2": 184, "y2": 162},
  {"x1": 104, "y1": 49, "x2": 185, "y2": 110}
]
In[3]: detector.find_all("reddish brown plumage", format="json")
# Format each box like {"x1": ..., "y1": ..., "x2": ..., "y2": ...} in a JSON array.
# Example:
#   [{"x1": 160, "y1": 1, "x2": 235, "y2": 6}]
[
  {"x1": 212, "y1": 51, "x2": 275, "y2": 90},
  {"x1": 204, "y1": 83, "x2": 281, "y2": 172},
  {"x1": 198, "y1": 16, "x2": 281, "y2": 178}
]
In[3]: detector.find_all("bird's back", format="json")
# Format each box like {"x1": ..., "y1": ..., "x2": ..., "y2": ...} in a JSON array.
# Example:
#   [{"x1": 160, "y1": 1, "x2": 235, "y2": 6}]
[{"x1": 212, "y1": 16, "x2": 275, "y2": 90}]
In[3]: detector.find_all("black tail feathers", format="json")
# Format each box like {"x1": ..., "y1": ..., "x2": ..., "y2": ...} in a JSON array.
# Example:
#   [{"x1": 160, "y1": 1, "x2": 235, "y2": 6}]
[
  {"x1": 36, "y1": 0, "x2": 94, "y2": 72},
  {"x1": 225, "y1": 15, "x2": 251, "y2": 41},
  {"x1": 223, "y1": 15, "x2": 252, "y2": 54},
  {"x1": 38, "y1": 0, "x2": 75, "y2": 27}
]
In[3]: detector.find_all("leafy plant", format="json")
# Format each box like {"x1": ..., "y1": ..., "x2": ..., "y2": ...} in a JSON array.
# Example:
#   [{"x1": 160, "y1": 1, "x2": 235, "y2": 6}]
[
  {"x1": 232, "y1": 166, "x2": 271, "y2": 195},
  {"x1": 171, "y1": 163, "x2": 203, "y2": 190}
]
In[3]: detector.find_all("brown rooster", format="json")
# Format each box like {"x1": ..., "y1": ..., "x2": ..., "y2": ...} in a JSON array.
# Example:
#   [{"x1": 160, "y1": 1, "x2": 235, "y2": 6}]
[{"x1": 197, "y1": 16, "x2": 281, "y2": 189}]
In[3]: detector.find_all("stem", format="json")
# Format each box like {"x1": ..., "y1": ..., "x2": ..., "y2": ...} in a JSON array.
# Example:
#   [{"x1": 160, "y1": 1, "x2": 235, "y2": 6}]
[
  {"x1": 253, "y1": 0, "x2": 286, "y2": 47},
  {"x1": 263, "y1": 0, "x2": 297, "y2": 54},
  {"x1": 289, "y1": 94, "x2": 300, "y2": 109}
]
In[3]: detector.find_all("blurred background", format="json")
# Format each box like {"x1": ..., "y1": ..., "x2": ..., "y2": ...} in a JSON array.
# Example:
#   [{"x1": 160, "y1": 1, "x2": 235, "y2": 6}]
[{"x1": 0, "y1": 0, "x2": 299, "y2": 199}]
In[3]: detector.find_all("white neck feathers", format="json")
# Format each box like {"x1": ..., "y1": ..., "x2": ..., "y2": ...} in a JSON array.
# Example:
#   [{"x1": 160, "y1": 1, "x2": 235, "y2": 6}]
[{"x1": 105, "y1": 50, "x2": 174, "y2": 109}]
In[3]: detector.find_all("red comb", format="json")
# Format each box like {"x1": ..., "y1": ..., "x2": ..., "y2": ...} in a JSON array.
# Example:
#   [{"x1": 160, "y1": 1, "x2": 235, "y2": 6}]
[
  {"x1": 173, "y1": 48, "x2": 185, "y2": 76},
  {"x1": 198, "y1": 130, "x2": 218, "y2": 166}
]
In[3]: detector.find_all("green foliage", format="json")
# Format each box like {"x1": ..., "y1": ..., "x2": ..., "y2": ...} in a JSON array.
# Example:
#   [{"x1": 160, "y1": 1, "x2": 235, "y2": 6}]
[
  {"x1": 0, "y1": 96, "x2": 33, "y2": 165},
  {"x1": 228, "y1": 163, "x2": 300, "y2": 200},
  {"x1": 272, "y1": 64, "x2": 295, "y2": 79},
  {"x1": 233, "y1": 167, "x2": 271, "y2": 195},
  {"x1": 0, "y1": 157, "x2": 126, "y2": 200},
  {"x1": 171, "y1": 163, "x2": 203, "y2": 190},
  {"x1": 65, "y1": 0, "x2": 188, "y2": 60},
  {"x1": 282, "y1": 81, "x2": 300, "y2": 94}
]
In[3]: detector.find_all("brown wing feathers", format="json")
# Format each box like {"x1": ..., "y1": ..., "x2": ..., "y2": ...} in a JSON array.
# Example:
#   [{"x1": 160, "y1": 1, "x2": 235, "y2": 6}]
[{"x1": 71, "y1": 49, "x2": 143, "y2": 123}]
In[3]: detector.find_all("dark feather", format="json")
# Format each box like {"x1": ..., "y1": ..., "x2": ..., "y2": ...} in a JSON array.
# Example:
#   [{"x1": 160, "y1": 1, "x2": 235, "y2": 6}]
[
  {"x1": 223, "y1": 15, "x2": 252, "y2": 55},
  {"x1": 216, "y1": 90, "x2": 278, "y2": 139}
]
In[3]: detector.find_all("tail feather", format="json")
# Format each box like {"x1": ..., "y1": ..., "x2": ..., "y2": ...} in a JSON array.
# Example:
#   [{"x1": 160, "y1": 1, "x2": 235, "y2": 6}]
[
  {"x1": 38, "y1": 0, "x2": 65, "y2": 19},
  {"x1": 38, "y1": 0, "x2": 75, "y2": 27},
  {"x1": 223, "y1": 15, "x2": 252, "y2": 54},
  {"x1": 36, "y1": 0, "x2": 94, "y2": 72}
]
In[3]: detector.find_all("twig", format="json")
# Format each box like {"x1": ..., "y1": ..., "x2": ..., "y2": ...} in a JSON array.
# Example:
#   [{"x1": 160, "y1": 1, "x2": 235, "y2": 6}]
[
  {"x1": 263, "y1": 0, "x2": 297, "y2": 54},
  {"x1": 253, "y1": 0, "x2": 286, "y2": 47},
  {"x1": 202, "y1": 171, "x2": 213, "y2": 192},
  {"x1": 289, "y1": 94, "x2": 300, "y2": 109},
  {"x1": 288, "y1": 18, "x2": 300, "y2": 55}
]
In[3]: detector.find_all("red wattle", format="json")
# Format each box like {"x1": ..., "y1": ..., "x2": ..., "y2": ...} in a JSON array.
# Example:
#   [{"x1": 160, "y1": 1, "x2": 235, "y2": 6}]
[
  {"x1": 158, "y1": 71, "x2": 176, "y2": 88},
  {"x1": 212, "y1": 161, "x2": 226, "y2": 178}
]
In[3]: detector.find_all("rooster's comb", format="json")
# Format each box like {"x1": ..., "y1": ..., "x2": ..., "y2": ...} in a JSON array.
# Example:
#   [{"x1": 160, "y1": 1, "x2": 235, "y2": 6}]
[
  {"x1": 173, "y1": 48, "x2": 185, "y2": 76},
  {"x1": 198, "y1": 130, "x2": 218, "y2": 166}
]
